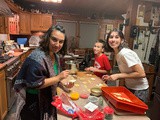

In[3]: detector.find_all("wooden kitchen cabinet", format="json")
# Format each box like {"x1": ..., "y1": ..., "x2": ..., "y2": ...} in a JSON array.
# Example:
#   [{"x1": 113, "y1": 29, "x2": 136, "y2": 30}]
[
  {"x1": 0, "y1": 69, "x2": 8, "y2": 120},
  {"x1": 20, "y1": 52, "x2": 26, "y2": 64},
  {"x1": 31, "y1": 13, "x2": 52, "y2": 31},
  {"x1": 25, "y1": 49, "x2": 33, "y2": 57},
  {"x1": 19, "y1": 12, "x2": 31, "y2": 34},
  {"x1": 20, "y1": 49, "x2": 33, "y2": 64},
  {"x1": 0, "y1": 17, "x2": 6, "y2": 34}
]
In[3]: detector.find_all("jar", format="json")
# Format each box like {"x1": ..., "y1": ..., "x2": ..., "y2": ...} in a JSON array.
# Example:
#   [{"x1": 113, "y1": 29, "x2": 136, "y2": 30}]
[
  {"x1": 88, "y1": 96, "x2": 99, "y2": 105},
  {"x1": 103, "y1": 106, "x2": 114, "y2": 120},
  {"x1": 70, "y1": 63, "x2": 78, "y2": 75}
]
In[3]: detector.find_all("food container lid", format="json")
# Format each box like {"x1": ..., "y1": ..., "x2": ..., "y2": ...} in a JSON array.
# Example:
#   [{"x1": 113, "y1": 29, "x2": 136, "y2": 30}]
[
  {"x1": 104, "y1": 106, "x2": 114, "y2": 114},
  {"x1": 91, "y1": 87, "x2": 102, "y2": 94},
  {"x1": 65, "y1": 60, "x2": 74, "y2": 64}
]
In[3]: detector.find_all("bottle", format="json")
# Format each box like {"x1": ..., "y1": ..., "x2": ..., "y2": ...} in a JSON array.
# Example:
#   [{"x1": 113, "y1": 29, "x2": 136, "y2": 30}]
[{"x1": 1, "y1": 41, "x2": 5, "y2": 53}]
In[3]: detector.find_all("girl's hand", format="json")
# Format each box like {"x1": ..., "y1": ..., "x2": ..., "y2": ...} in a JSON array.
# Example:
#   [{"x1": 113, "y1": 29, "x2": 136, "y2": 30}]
[
  {"x1": 102, "y1": 74, "x2": 119, "y2": 81},
  {"x1": 102, "y1": 75, "x2": 109, "y2": 81}
]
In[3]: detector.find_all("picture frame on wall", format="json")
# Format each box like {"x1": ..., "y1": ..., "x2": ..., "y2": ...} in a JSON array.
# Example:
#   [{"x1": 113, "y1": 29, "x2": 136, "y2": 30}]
[{"x1": 104, "y1": 24, "x2": 113, "y2": 40}]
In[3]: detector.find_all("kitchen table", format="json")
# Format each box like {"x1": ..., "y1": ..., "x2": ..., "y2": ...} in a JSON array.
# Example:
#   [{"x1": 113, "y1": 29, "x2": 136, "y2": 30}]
[{"x1": 57, "y1": 72, "x2": 150, "y2": 120}]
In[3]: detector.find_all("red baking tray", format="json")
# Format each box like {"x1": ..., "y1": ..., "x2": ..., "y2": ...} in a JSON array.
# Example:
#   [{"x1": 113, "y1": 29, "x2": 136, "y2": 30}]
[{"x1": 101, "y1": 86, "x2": 148, "y2": 114}]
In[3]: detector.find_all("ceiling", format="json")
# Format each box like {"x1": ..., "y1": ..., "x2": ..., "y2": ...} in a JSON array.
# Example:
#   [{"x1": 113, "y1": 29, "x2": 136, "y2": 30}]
[
  {"x1": 13, "y1": 0, "x2": 160, "y2": 19},
  {"x1": 13, "y1": 0, "x2": 132, "y2": 19}
]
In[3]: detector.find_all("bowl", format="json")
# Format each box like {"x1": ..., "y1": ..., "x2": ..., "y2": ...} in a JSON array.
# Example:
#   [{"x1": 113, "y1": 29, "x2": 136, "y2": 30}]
[{"x1": 64, "y1": 80, "x2": 76, "y2": 88}]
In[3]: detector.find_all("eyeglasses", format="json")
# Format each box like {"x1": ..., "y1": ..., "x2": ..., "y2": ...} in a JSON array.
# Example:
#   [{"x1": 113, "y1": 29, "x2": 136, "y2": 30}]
[{"x1": 50, "y1": 36, "x2": 65, "y2": 44}]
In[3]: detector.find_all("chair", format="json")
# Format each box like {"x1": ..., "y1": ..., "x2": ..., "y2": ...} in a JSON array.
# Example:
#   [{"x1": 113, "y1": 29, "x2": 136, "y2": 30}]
[{"x1": 74, "y1": 49, "x2": 86, "y2": 56}]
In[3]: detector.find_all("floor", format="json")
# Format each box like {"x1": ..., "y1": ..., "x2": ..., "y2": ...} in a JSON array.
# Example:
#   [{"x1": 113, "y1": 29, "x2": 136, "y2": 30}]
[{"x1": 4, "y1": 83, "x2": 154, "y2": 120}]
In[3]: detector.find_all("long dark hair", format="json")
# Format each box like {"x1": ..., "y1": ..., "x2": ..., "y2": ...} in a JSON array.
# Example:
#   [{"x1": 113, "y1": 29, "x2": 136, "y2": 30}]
[
  {"x1": 105, "y1": 28, "x2": 128, "y2": 52},
  {"x1": 39, "y1": 25, "x2": 67, "y2": 55}
]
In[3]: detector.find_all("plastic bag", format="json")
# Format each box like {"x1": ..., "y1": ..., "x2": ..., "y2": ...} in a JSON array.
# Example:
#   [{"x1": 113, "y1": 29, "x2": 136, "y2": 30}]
[
  {"x1": 76, "y1": 108, "x2": 104, "y2": 120},
  {"x1": 51, "y1": 93, "x2": 78, "y2": 119}
]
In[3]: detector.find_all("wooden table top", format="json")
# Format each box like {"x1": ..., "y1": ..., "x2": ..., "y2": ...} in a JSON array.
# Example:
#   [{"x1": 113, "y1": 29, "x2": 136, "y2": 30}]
[{"x1": 57, "y1": 71, "x2": 150, "y2": 120}]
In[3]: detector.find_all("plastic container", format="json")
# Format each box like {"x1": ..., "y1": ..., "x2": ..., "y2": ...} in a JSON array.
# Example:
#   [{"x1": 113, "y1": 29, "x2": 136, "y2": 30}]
[
  {"x1": 17, "y1": 38, "x2": 27, "y2": 45},
  {"x1": 88, "y1": 96, "x2": 99, "y2": 105},
  {"x1": 103, "y1": 106, "x2": 114, "y2": 120},
  {"x1": 101, "y1": 86, "x2": 148, "y2": 114},
  {"x1": 98, "y1": 96, "x2": 104, "y2": 111},
  {"x1": 90, "y1": 87, "x2": 102, "y2": 97}
]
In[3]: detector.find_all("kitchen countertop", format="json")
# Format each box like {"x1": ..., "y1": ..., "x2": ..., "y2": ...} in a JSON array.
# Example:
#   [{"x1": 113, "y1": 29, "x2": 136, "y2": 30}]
[
  {"x1": 57, "y1": 72, "x2": 150, "y2": 120},
  {"x1": 0, "y1": 49, "x2": 29, "y2": 70}
]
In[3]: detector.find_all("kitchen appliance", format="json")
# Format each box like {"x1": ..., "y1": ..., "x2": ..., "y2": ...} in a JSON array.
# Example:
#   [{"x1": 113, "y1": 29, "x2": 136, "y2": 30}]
[
  {"x1": 0, "y1": 55, "x2": 13, "y2": 63},
  {"x1": 150, "y1": 76, "x2": 160, "y2": 120},
  {"x1": 5, "y1": 56, "x2": 21, "y2": 111}
]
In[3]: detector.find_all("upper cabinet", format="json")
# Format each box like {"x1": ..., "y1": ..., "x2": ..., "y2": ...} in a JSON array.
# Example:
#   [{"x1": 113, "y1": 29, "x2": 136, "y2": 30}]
[
  {"x1": 31, "y1": 13, "x2": 52, "y2": 31},
  {"x1": 19, "y1": 12, "x2": 31, "y2": 34}
]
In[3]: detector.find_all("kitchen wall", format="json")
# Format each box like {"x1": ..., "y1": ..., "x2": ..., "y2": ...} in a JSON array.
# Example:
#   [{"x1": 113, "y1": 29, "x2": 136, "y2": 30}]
[
  {"x1": 133, "y1": 3, "x2": 160, "y2": 64},
  {"x1": 133, "y1": 32, "x2": 157, "y2": 63}
]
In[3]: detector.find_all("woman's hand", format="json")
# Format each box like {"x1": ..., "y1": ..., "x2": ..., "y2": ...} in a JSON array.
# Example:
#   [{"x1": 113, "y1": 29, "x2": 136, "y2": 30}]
[
  {"x1": 40, "y1": 70, "x2": 70, "y2": 89},
  {"x1": 58, "y1": 70, "x2": 70, "y2": 81}
]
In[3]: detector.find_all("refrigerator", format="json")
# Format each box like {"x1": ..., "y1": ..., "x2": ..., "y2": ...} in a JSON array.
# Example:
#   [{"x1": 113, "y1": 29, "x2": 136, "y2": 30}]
[{"x1": 150, "y1": 76, "x2": 160, "y2": 120}]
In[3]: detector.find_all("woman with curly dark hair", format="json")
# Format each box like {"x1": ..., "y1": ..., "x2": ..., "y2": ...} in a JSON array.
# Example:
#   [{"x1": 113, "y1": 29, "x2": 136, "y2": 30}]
[{"x1": 14, "y1": 25, "x2": 70, "y2": 120}]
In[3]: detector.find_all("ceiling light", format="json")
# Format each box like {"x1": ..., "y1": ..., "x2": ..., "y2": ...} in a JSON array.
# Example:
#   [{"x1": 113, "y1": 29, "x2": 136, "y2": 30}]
[{"x1": 41, "y1": 0, "x2": 62, "y2": 3}]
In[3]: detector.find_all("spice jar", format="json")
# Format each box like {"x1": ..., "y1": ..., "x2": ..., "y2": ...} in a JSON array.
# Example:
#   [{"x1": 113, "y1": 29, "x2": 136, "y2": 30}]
[{"x1": 103, "y1": 106, "x2": 114, "y2": 120}]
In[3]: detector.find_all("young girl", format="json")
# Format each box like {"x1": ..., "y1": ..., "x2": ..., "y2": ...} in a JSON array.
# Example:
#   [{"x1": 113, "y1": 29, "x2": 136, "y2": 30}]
[
  {"x1": 103, "y1": 29, "x2": 149, "y2": 103},
  {"x1": 85, "y1": 39, "x2": 111, "y2": 78}
]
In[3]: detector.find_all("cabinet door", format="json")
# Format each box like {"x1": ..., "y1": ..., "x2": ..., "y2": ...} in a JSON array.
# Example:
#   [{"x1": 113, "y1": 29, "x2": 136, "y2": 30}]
[
  {"x1": 31, "y1": 14, "x2": 42, "y2": 31},
  {"x1": 41, "y1": 14, "x2": 52, "y2": 31},
  {"x1": 0, "y1": 17, "x2": 6, "y2": 34},
  {"x1": 0, "y1": 70, "x2": 7, "y2": 120},
  {"x1": 31, "y1": 14, "x2": 52, "y2": 31},
  {"x1": 19, "y1": 12, "x2": 31, "y2": 34}
]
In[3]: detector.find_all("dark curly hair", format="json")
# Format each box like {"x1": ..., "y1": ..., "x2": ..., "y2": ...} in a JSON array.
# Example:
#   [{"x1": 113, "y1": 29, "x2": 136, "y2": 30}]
[
  {"x1": 105, "y1": 28, "x2": 128, "y2": 52},
  {"x1": 39, "y1": 25, "x2": 67, "y2": 55}
]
